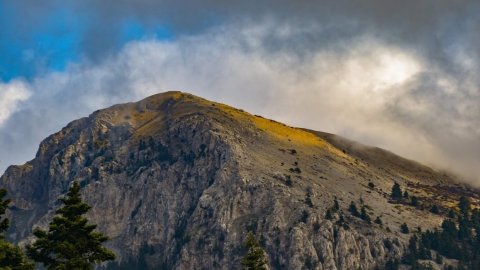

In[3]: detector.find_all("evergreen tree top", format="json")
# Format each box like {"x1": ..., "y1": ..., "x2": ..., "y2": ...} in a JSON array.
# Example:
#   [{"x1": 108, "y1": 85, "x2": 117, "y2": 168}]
[
  {"x1": 242, "y1": 232, "x2": 268, "y2": 270},
  {"x1": 0, "y1": 239, "x2": 35, "y2": 270},
  {"x1": 27, "y1": 181, "x2": 115, "y2": 270},
  {"x1": 349, "y1": 201, "x2": 359, "y2": 217},
  {"x1": 0, "y1": 188, "x2": 35, "y2": 270},
  {"x1": 56, "y1": 182, "x2": 92, "y2": 221},
  {"x1": 458, "y1": 196, "x2": 471, "y2": 216},
  {"x1": 391, "y1": 182, "x2": 403, "y2": 200}
]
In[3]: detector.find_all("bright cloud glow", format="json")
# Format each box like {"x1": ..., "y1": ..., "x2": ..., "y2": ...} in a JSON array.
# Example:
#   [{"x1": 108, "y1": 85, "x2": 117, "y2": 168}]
[
  {"x1": 375, "y1": 52, "x2": 421, "y2": 87},
  {"x1": 0, "y1": 80, "x2": 31, "y2": 125}
]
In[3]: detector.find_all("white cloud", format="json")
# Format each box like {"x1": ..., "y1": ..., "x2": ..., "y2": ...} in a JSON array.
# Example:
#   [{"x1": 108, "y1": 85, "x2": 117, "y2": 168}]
[{"x1": 0, "y1": 80, "x2": 31, "y2": 126}]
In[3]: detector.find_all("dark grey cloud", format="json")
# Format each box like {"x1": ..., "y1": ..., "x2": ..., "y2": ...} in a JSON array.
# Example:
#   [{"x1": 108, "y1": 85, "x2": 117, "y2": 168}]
[
  {"x1": 81, "y1": 0, "x2": 476, "y2": 52},
  {"x1": 9, "y1": 0, "x2": 479, "y2": 65}
]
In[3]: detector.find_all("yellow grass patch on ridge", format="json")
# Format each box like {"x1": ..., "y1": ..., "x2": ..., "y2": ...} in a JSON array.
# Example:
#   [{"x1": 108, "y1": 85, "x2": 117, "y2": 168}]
[
  {"x1": 252, "y1": 117, "x2": 325, "y2": 147},
  {"x1": 213, "y1": 101, "x2": 334, "y2": 149}
]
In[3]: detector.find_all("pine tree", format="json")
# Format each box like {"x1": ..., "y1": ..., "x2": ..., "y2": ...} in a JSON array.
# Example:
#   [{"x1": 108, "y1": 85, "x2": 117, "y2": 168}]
[
  {"x1": 0, "y1": 241, "x2": 35, "y2": 270},
  {"x1": 457, "y1": 217, "x2": 471, "y2": 240},
  {"x1": 441, "y1": 219, "x2": 457, "y2": 238},
  {"x1": 410, "y1": 196, "x2": 419, "y2": 207},
  {"x1": 336, "y1": 214, "x2": 346, "y2": 227},
  {"x1": 0, "y1": 189, "x2": 34, "y2": 270},
  {"x1": 241, "y1": 232, "x2": 268, "y2": 270},
  {"x1": 417, "y1": 241, "x2": 431, "y2": 260},
  {"x1": 305, "y1": 196, "x2": 314, "y2": 208},
  {"x1": 325, "y1": 209, "x2": 333, "y2": 220},
  {"x1": 475, "y1": 227, "x2": 480, "y2": 249},
  {"x1": 27, "y1": 182, "x2": 115, "y2": 269},
  {"x1": 360, "y1": 206, "x2": 371, "y2": 223},
  {"x1": 401, "y1": 223, "x2": 410, "y2": 234},
  {"x1": 385, "y1": 259, "x2": 399, "y2": 270},
  {"x1": 448, "y1": 209, "x2": 456, "y2": 219},
  {"x1": 405, "y1": 235, "x2": 418, "y2": 264},
  {"x1": 349, "y1": 201, "x2": 359, "y2": 217},
  {"x1": 471, "y1": 209, "x2": 480, "y2": 227},
  {"x1": 458, "y1": 196, "x2": 471, "y2": 217},
  {"x1": 0, "y1": 189, "x2": 10, "y2": 235},
  {"x1": 435, "y1": 253, "x2": 443, "y2": 264},
  {"x1": 391, "y1": 182, "x2": 402, "y2": 200},
  {"x1": 333, "y1": 198, "x2": 340, "y2": 212}
]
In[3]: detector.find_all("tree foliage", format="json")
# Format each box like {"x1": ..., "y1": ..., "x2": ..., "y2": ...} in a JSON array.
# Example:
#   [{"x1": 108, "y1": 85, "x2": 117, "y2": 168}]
[
  {"x1": 459, "y1": 196, "x2": 471, "y2": 217},
  {"x1": 333, "y1": 198, "x2": 340, "y2": 212},
  {"x1": 400, "y1": 223, "x2": 409, "y2": 234},
  {"x1": 27, "y1": 182, "x2": 115, "y2": 270},
  {"x1": 0, "y1": 241, "x2": 35, "y2": 270},
  {"x1": 325, "y1": 209, "x2": 333, "y2": 220},
  {"x1": 360, "y1": 206, "x2": 371, "y2": 223},
  {"x1": 385, "y1": 258, "x2": 400, "y2": 270},
  {"x1": 241, "y1": 232, "x2": 268, "y2": 270},
  {"x1": 0, "y1": 189, "x2": 11, "y2": 235},
  {"x1": 430, "y1": 205, "x2": 440, "y2": 215},
  {"x1": 348, "y1": 201, "x2": 359, "y2": 217},
  {"x1": 410, "y1": 196, "x2": 419, "y2": 207},
  {"x1": 403, "y1": 195, "x2": 480, "y2": 269},
  {"x1": 391, "y1": 182, "x2": 402, "y2": 200},
  {"x1": 0, "y1": 189, "x2": 34, "y2": 270}
]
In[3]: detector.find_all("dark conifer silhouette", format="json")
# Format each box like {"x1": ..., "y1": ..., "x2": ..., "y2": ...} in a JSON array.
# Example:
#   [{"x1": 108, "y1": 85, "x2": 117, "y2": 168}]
[
  {"x1": 27, "y1": 182, "x2": 115, "y2": 269},
  {"x1": 360, "y1": 206, "x2": 371, "y2": 223},
  {"x1": 391, "y1": 182, "x2": 402, "y2": 200},
  {"x1": 400, "y1": 223, "x2": 409, "y2": 234},
  {"x1": 241, "y1": 232, "x2": 268, "y2": 270},
  {"x1": 349, "y1": 201, "x2": 360, "y2": 217},
  {"x1": 0, "y1": 189, "x2": 34, "y2": 270},
  {"x1": 459, "y1": 196, "x2": 471, "y2": 217}
]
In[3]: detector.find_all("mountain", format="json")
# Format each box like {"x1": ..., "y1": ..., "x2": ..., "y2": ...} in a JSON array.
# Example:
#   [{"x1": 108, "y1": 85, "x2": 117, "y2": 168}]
[{"x1": 1, "y1": 91, "x2": 477, "y2": 269}]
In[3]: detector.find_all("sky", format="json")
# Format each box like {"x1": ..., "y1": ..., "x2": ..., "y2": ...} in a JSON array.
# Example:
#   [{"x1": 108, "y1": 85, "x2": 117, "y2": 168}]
[{"x1": 0, "y1": 1, "x2": 479, "y2": 184}]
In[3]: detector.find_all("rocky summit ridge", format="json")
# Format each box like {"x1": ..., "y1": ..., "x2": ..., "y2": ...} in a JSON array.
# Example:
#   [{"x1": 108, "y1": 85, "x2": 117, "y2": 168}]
[{"x1": 1, "y1": 91, "x2": 477, "y2": 269}]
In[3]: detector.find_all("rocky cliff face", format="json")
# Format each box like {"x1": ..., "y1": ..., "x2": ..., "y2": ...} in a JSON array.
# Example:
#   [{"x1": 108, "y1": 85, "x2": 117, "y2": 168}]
[{"x1": 1, "y1": 92, "x2": 476, "y2": 269}]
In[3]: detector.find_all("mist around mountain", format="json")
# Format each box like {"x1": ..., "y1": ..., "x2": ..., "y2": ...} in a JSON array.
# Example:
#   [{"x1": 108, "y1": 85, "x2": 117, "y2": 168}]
[{"x1": 1, "y1": 92, "x2": 479, "y2": 269}]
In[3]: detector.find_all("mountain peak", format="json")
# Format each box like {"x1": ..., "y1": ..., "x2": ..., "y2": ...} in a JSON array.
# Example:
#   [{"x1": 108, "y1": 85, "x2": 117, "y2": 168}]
[{"x1": 1, "y1": 91, "x2": 475, "y2": 269}]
